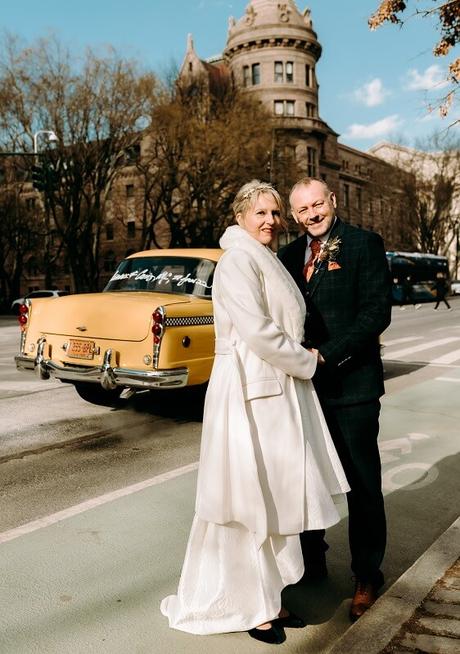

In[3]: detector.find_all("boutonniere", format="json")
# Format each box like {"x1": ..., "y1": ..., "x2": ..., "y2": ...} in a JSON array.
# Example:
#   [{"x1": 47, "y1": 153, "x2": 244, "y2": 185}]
[{"x1": 314, "y1": 237, "x2": 342, "y2": 273}]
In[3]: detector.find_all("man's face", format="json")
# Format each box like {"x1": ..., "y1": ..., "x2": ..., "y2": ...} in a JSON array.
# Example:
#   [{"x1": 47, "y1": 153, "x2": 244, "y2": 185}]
[{"x1": 290, "y1": 181, "x2": 337, "y2": 238}]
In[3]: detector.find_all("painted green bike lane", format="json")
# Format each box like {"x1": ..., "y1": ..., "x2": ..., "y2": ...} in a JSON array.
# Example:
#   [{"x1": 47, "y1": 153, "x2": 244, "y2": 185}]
[{"x1": 1, "y1": 370, "x2": 459, "y2": 654}]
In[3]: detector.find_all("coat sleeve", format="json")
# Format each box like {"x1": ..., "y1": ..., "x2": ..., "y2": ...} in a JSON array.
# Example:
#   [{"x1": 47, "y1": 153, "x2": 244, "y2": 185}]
[
  {"x1": 319, "y1": 231, "x2": 392, "y2": 367},
  {"x1": 216, "y1": 249, "x2": 317, "y2": 380}
]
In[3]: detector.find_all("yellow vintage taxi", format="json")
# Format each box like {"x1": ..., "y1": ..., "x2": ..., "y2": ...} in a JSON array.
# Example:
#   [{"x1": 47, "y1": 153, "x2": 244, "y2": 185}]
[{"x1": 15, "y1": 249, "x2": 222, "y2": 405}]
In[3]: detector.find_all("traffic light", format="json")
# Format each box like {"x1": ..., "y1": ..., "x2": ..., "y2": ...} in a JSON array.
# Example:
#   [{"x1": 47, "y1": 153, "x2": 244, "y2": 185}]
[
  {"x1": 31, "y1": 160, "x2": 58, "y2": 192},
  {"x1": 31, "y1": 163, "x2": 46, "y2": 191}
]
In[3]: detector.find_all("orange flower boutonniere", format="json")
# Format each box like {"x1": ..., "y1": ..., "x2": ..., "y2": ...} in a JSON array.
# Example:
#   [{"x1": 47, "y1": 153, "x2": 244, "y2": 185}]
[{"x1": 315, "y1": 237, "x2": 342, "y2": 273}]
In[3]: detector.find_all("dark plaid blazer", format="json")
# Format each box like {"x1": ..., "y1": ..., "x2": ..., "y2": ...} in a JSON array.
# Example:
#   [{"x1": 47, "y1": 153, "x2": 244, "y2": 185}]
[{"x1": 279, "y1": 218, "x2": 392, "y2": 406}]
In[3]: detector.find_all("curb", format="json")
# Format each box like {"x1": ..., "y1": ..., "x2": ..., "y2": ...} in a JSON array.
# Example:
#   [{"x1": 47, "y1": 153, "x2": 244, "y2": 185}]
[{"x1": 327, "y1": 515, "x2": 460, "y2": 654}]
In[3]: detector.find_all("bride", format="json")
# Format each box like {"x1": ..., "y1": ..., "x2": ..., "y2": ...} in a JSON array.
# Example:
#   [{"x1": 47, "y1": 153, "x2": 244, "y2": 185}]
[{"x1": 161, "y1": 180, "x2": 349, "y2": 645}]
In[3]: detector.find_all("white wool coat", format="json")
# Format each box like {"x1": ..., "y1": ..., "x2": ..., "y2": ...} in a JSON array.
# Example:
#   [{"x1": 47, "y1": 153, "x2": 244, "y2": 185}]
[{"x1": 195, "y1": 225, "x2": 349, "y2": 546}]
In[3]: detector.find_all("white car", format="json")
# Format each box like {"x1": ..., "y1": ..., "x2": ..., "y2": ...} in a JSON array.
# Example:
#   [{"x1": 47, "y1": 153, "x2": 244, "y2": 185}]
[
  {"x1": 451, "y1": 280, "x2": 460, "y2": 295},
  {"x1": 11, "y1": 289, "x2": 69, "y2": 313}
]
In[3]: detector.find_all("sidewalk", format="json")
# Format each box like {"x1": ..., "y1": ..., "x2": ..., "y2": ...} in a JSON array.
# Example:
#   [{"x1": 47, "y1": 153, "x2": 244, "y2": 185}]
[{"x1": 328, "y1": 516, "x2": 460, "y2": 654}]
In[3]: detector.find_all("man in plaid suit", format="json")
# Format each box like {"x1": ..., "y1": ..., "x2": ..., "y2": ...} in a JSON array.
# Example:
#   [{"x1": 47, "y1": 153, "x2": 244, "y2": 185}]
[{"x1": 279, "y1": 177, "x2": 392, "y2": 621}]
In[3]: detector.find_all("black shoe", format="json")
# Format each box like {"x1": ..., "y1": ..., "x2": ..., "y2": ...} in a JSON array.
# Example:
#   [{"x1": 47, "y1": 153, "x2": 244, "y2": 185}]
[
  {"x1": 248, "y1": 623, "x2": 286, "y2": 645},
  {"x1": 274, "y1": 611, "x2": 307, "y2": 629}
]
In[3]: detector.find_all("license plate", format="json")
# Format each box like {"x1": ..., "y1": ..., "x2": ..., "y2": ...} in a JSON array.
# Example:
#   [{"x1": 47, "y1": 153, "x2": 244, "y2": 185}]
[{"x1": 67, "y1": 339, "x2": 95, "y2": 360}]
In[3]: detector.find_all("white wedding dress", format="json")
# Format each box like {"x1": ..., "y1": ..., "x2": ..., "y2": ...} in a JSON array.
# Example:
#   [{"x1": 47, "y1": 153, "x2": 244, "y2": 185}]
[
  {"x1": 160, "y1": 379, "x2": 347, "y2": 635},
  {"x1": 161, "y1": 226, "x2": 349, "y2": 634}
]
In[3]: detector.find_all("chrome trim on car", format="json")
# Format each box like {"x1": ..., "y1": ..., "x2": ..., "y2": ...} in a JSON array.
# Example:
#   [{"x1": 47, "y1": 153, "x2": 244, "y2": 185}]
[
  {"x1": 36, "y1": 337, "x2": 50, "y2": 380},
  {"x1": 15, "y1": 345, "x2": 189, "y2": 389}
]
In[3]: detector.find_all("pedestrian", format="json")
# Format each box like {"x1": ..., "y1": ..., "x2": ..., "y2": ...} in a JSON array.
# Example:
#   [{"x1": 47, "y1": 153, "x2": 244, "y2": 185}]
[
  {"x1": 399, "y1": 274, "x2": 421, "y2": 310},
  {"x1": 161, "y1": 180, "x2": 349, "y2": 645},
  {"x1": 433, "y1": 273, "x2": 452, "y2": 310},
  {"x1": 279, "y1": 177, "x2": 392, "y2": 622}
]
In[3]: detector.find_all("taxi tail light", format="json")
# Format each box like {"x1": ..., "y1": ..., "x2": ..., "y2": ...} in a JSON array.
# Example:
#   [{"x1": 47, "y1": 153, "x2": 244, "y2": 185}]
[
  {"x1": 18, "y1": 304, "x2": 28, "y2": 329},
  {"x1": 152, "y1": 306, "x2": 165, "y2": 368},
  {"x1": 152, "y1": 306, "x2": 165, "y2": 347}
]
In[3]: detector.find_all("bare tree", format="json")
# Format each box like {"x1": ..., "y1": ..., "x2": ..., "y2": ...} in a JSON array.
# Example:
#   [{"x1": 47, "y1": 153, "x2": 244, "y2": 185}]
[
  {"x1": 135, "y1": 79, "x2": 275, "y2": 248},
  {"x1": 0, "y1": 34, "x2": 158, "y2": 291},
  {"x1": 0, "y1": 160, "x2": 44, "y2": 305},
  {"x1": 372, "y1": 136, "x2": 460, "y2": 256}
]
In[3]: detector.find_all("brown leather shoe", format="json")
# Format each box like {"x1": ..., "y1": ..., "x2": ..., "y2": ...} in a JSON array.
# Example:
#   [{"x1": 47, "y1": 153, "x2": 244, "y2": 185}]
[{"x1": 349, "y1": 580, "x2": 379, "y2": 622}]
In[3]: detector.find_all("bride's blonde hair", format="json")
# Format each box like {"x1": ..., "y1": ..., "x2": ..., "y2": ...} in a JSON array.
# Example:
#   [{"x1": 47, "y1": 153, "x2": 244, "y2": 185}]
[{"x1": 232, "y1": 179, "x2": 286, "y2": 229}]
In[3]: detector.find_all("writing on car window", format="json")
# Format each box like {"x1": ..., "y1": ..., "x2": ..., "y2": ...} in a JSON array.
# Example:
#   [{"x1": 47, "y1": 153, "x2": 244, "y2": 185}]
[{"x1": 104, "y1": 256, "x2": 215, "y2": 298}]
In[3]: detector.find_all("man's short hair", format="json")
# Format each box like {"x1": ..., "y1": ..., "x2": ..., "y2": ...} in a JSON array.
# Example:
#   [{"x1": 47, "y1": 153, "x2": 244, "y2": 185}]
[{"x1": 289, "y1": 177, "x2": 333, "y2": 207}]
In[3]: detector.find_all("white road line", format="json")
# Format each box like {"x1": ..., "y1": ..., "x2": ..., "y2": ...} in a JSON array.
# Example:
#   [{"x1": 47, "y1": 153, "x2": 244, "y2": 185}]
[
  {"x1": 384, "y1": 337, "x2": 460, "y2": 359},
  {"x1": 382, "y1": 336, "x2": 423, "y2": 347},
  {"x1": 0, "y1": 461, "x2": 199, "y2": 545},
  {"x1": 430, "y1": 349, "x2": 460, "y2": 365},
  {"x1": 0, "y1": 381, "x2": 61, "y2": 392},
  {"x1": 435, "y1": 377, "x2": 460, "y2": 383}
]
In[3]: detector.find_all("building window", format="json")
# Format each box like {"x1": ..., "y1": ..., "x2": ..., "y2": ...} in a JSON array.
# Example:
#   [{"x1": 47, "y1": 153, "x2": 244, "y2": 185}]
[
  {"x1": 106, "y1": 223, "x2": 114, "y2": 241},
  {"x1": 274, "y1": 100, "x2": 295, "y2": 116},
  {"x1": 189, "y1": 61, "x2": 193, "y2": 72},
  {"x1": 305, "y1": 102, "x2": 315, "y2": 117},
  {"x1": 243, "y1": 65, "x2": 250, "y2": 87},
  {"x1": 356, "y1": 187, "x2": 362, "y2": 211},
  {"x1": 274, "y1": 61, "x2": 294, "y2": 83},
  {"x1": 305, "y1": 65, "x2": 311, "y2": 86},
  {"x1": 126, "y1": 184, "x2": 134, "y2": 198},
  {"x1": 307, "y1": 147, "x2": 317, "y2": 176},
  {"x1": 274, "y1": 101, "x2": 284, "y2": 116},
  {"x1": 274, "y1": 61, "x2": 284, "y2": 82},
  {"x1": 251, "y1": 63, "x2": 260, "y2": 85},
  {"x1": 127, "y1": 221, "x2": 136, "y2": 239},
  {"x1": 343, "y1": 184, "x2": 350, "y2": 208},
  {"x1": 25, "y1": 197, "x2": 36, "y2": 211}
]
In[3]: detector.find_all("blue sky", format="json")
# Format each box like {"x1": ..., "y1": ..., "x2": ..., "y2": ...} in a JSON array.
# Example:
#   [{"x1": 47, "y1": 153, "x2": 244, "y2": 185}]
[{"x1": 2, "y1": 0, "x2": 457, "y2": 150}]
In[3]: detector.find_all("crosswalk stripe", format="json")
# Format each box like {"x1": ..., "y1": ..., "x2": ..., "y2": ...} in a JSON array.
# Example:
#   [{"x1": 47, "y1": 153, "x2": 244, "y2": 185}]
[
  {"x1": 382, "y1": 336, "x2": 423, "y2": 347},
  {"x1": 384, "y1": 337, "x2": 460, "y2": 359},
  {"x1": 431, "y1": 348, "x2": 460, "y2": 365},
  {"x1": 435, "y1": 377, "x2": 460, "y2": 383}
]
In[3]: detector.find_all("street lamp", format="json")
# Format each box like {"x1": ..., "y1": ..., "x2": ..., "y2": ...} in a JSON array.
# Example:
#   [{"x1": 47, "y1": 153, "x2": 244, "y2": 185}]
[{"x1": 33, "y1": 130, "x2": 58, "y2": 154}]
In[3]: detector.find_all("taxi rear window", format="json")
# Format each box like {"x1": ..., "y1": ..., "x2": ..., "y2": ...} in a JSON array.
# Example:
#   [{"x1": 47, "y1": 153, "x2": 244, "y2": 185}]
[{"x1": 104, "y1": 256, "x2": 215, "y2": 298}]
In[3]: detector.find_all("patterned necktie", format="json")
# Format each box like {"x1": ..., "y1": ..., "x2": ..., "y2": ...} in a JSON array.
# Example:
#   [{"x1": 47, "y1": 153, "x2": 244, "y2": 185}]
[{"x1": 304, "y1": 238, "x2": 322, "y2": 282}]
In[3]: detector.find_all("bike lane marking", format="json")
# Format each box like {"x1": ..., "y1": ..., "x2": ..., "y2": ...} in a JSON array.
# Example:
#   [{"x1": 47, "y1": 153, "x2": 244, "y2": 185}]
[{"x1": 0, "y1": 461, "x2": 199, "y2": 545}]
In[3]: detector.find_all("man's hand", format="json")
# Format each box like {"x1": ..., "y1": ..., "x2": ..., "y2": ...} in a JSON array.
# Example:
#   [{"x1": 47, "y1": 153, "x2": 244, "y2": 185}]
[{"x1": 304, "y1": 345, "x2": 325, "y2": 365}]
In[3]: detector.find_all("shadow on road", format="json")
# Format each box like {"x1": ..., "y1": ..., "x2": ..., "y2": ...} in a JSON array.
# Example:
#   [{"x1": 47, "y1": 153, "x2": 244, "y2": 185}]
[
  {"x1": 383, "y1": 360, "x2": 426, "y2": 381},
  {"x1": 125, "y1": 384, "x2": 207, "y2": 423}
]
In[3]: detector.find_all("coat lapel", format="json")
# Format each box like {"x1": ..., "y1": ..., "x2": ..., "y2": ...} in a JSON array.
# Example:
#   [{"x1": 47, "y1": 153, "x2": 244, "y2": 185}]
[{"x1": 307, "y1": 218, "x2": 345, "y2": 297}]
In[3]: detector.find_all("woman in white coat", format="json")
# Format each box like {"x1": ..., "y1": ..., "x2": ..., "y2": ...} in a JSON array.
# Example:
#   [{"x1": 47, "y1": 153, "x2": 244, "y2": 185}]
[{"x1": 161, "y1": 180, "x2": 349, "y2": 645}]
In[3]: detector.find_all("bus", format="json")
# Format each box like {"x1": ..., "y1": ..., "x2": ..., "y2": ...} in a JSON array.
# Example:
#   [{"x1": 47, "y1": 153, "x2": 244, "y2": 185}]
[{"x1": 386, "y1": 251, "x2": 450, "y2": 304}]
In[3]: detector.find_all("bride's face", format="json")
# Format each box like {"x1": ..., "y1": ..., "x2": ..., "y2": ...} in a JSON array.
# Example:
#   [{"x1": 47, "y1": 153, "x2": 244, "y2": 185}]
[{"x1": 237, "y1": 193, "x2": 282, "y2": 245}]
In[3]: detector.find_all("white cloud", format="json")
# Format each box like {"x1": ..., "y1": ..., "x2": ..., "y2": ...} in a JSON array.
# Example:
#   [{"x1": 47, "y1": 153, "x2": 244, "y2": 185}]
[
  {"x1": 345, "y1": 115, "x2": 403, "y2": 139},
  {"x1": 406, "y1": 65, "x2": 449, "y2": 91},
  {"x1": 353, "y1": 78, "x2": 390, "y2": 107}
]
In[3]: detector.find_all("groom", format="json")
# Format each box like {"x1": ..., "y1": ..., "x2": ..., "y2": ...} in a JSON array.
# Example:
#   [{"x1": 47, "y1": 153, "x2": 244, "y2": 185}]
[{"x1": 279, "y1": 177, "x2": 392, "y2": 621}]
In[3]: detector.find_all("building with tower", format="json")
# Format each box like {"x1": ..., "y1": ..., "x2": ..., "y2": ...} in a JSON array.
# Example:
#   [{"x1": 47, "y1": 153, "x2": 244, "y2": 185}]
[{"x1": 180, "y1": 0, "x2": 402, "y2": 243}]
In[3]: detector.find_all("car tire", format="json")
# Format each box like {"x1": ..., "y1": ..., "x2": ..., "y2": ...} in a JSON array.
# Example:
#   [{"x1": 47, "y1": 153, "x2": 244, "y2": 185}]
[{"x1": 73, "y1": 382, "x2": 123, "y2": 407}]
